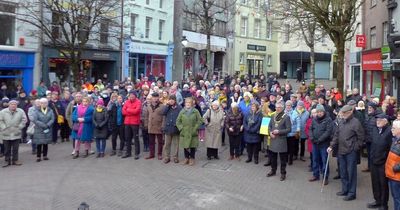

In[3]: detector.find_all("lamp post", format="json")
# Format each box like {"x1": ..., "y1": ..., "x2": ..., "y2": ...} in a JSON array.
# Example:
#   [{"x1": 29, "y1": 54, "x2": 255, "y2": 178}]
[{"x1": 181, "y1": 36, "x2": 188, "y2": 82}]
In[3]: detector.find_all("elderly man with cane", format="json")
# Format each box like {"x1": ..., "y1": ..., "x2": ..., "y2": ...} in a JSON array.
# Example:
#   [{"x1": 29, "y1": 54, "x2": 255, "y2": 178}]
[{"x1": 327, "y1": 105, "x2": 365, "y2": 201}]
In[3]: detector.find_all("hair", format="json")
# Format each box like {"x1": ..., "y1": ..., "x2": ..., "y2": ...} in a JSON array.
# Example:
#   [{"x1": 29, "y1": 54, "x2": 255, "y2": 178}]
[
  {"x1": 276, "y1": 101, "x2": 284, "y2": 108},
  {"x1": 82, "y1": 96, "x2": 91, "y2": 103},
  {"x1": 393, "y1": 120, "x2": 400, "y2": 129}
]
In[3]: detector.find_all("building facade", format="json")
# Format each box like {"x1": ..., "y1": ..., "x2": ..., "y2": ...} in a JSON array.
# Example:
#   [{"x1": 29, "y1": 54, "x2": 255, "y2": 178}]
[
  {"x1": 361, "y1": 0, "x2": 389, "y2": 99},
  {"x1": 124, "y1": 0, "x2": 174, "y2": 81},
  {"x1": 233, "y1": 0, "x2": 278, "y2": 77},
  {"x1": 388, "y1": 0, "x2": 400, "y2": 98}
]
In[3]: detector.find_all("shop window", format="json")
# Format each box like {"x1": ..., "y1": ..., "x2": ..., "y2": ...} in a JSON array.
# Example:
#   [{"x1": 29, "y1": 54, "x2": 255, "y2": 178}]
[
  {"x1": 146, "y1": 0, "x2": 150, "y2": 5},
  {"x1": 239, "y1": 53, "x2": 245, "y2": 64},
  {"x1": 0, "y1": 2, "x2": 16, "y2": 46},
  {"x1": 100, "y1": 19, "x2": 109, "y2": 44}
]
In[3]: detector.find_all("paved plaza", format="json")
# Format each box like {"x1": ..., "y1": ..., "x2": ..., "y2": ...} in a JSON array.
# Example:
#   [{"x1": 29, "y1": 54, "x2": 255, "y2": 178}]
[{"x1": 0, "y1": 140, "x2": 385, "y2": 210}]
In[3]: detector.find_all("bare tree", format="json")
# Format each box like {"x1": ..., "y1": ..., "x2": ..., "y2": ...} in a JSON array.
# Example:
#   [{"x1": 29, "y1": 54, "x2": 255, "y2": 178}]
[
  {"x1": 183, "y1": 0, "x2": 236, "y2": 79},
  {"x1": 18, "y1": 0, "x2": 121, "y2": 86},
  {"x1": 288, "y1": 0, "x2": 362, "y2": 93}
]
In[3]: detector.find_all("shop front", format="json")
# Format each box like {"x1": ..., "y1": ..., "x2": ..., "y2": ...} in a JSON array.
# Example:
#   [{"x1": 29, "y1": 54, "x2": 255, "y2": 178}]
[
  {"x1": 0, "y1": 50, "x2": 35, "y2": 94},
  {"x1": 362, "y1": 49, "x2": 385, "y2": 99},
  {"x1": 43, "y1": 47, "x2": 120, "y2": 85},
  {"x1": 348, "y1": 51, "x2": 362, "y2": 91}
]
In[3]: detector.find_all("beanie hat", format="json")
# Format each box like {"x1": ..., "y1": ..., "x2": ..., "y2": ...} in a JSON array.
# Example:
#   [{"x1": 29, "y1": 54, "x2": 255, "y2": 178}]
[
  {"x1": 96, "y1": 99, "x2": 104, "y2": 106},
  {"x1": 316, "y1": 104, "x2": 325, "y2": 112}
]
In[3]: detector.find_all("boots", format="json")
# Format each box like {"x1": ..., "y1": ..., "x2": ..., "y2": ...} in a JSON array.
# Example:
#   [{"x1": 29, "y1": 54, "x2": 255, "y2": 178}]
[
  {"x1": 110, "y1": 150, "x2": 116, "y2": 156},
  {"x1": 82, "y1": 150, "x2": 89, "y2": 158},
  {"x1": 189, "y1": 159, "x2": 195, "y2": 166},
  {"x1": 182, "y1": 158, "x2": 189, "y2": 165},
  {"x1": 73, "y1": 151, "x2": 79, "y2": 159}
]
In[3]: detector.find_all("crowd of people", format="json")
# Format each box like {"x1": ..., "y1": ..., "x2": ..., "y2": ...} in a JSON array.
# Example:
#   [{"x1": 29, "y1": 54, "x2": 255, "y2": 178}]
[{"x1": 0, "y1": 73, "x2": 399, "y2": 210}]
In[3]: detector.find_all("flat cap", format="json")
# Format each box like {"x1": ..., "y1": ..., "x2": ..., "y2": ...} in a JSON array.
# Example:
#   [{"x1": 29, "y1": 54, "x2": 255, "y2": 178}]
[{"x1": 340, "y1": 105, "x2": 353, "y2": 112}]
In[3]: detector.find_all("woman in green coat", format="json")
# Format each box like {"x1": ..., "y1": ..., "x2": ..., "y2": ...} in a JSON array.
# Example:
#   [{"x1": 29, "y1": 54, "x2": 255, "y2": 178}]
[{"x1": 176, "y1": 97, "x2": 203, "y2": 166}]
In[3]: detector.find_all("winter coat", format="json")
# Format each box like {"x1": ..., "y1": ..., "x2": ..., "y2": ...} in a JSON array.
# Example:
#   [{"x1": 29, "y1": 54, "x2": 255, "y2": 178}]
[
  {"x1": 32, "y1": 108, "x2": 54, "y2": 145},
  {"x1": 225, "y1": 110, "x2": 243, "y2": 136},
  {"x1": 176, "y1": 108, "x2": 203, "y2": 148},
  {"x1": 243, "y1": 110, "x2": 263, "y2": 143},
  {"x1": 65, "y1": 100, "x2": 79, "y2": 129},
  {"x1": 204, "y1": 108, "x2": 225, "y2": 148},
  {"x1": 108, "y1": 102, "x2": 124, "y2": 130},
  {"x1": 122, "y1": 98, "x2": 142, "y2": 125},
  {"x1": 92, "y1": 108, "x2": 109, "y2": 139},
  {"x1": 310, "y1": 113, "x2": 333, "y2": 147},
  {"x1": 330, "y1": 115, "x2": 365, "y2": 155},
  {"x1": 238, "y1": 100, "x2": 252, "y2": 117},
  {"x1": 0, "y1": 108, "x2": 28, "y2": 142},
  {"x1": 287, "y1": 109, "x2": 301, "y2": 137},
  {"x1": 49, "y1": 100, "x2": 65, "y2": 123},
  {"x1": 145, "y1": 103, "x2": 165, "y2": 134},
  {"x1": 297, "y1": 110, "x2": 309, "y2": 139},
  {"x1": 385, "y1": 137, "x2": 400, "y2": 181},
  {"x1": 370, "y1": 125, "x2": 392, "y2": 165},
  {"x1": 162, "y1": 104, "x2": 182, "y2": 135},
  {"x1": 364, "y1": 109, "x2": 381, "y2": 143},
  {"x1": 71, "y1": 105, "x2": 94, "y2": 142},
  {"x1": 141, "y1": 101, "x2": 149, "y2": 130},
  {"x1": 268, "y1": 112, "x2": 292, "y2": 153}
]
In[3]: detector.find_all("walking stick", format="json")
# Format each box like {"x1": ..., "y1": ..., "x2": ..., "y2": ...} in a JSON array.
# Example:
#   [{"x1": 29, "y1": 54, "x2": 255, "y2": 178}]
[{"x1": 321, "y1": 153, "x2": 330, "y2": 193}]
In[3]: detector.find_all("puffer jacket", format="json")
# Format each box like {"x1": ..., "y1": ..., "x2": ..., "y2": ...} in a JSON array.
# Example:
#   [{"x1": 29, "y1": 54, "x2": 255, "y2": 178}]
[
  {"x1": 310, "y1": 112, "x2": 333, "y2": 146},
  {"x1": 330, "y1": 115, "x2": 365, "y2": 155},
  {"x1": 0, "y1": 108, "x2": 28, "y2": 141},
  {"x1": 92, "y1": 108, "x2": 109, "y2": 139},
  {"x1": 122, "y1": 98, "x2": 142, "y2": 125},
  {"x1": 364, "y1": 109, "x2": 381, "y2": 143},
  {"x1": 287, "y1": 109, "x2": 300, "y2": 137},
  {"x1": 225, "y1": 110, "x2": 243, "y2": 136}
]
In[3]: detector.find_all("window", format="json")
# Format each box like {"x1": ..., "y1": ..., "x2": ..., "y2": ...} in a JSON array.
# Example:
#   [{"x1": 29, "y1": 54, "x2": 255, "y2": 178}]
[
  {"x1": 370, "y1": 26, "x2": 376, "y2": 48},
  {"x1": 283, "y1": 24, "x2": 290, "y2": 43},
  {"x1": 239, "y1": 53, "x2": 245, "y2": 64},
  {"x1": 159, "y1": 0, "x2": 163, "y2": 8},
  {"x1": 383, "y1": 21, "x2": 388, "y2": 45},
  {"x1": 78, "y1": 15, "x2": 90, "y2": 43},
  {"x1": 267, "y1": 54, "x2": 272, "y2": 66},
  {"x1": 183, "y1": 12, "x2": 198, "y2": 32},
  {"x1": 0, "y1": 2, "x2": 16, "y2": 46},
  {"x1": 214, "y1": 20, "x2": 226, "y2": 37},
  {"x1": 130, "y1": 14, "x2": 137, "y2": 36},
  {"x1": 264, "y1": 0, "x2": 271, "y2": 11},
  {"x1": 158, "y1": 20, "x2": 165, "y2": 40},
  {"x1": 254, "y1": 19, "x2": 261, "y2": 38},
  {"x1": 145, "y1": 17, "x2": 152, "y2": 38},
  {"x1": 146, "y1": 0, "x2": 150, "y2": 5},
  {"x1": 100, "y1": 19, "x2": 109, "y2": 44},
  {"x1": 51, "y1": 12, "x2": 63, "y2": 39},
  {"x1": 240, "y1": 17, "x2": 248, "y2": 36},
  {"x1": 266, "y1": 21, "x2": 272, "y2": 40}
]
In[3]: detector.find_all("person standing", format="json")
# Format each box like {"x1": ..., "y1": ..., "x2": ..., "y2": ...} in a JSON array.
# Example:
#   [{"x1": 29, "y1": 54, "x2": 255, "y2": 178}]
[
  {"x1": 92, "y1": 99, "x2": 109, "y2": 158},
  {"x1": 108, "y1": 95, "x2": 125, "y2": 156},
  {"x1": 366, "y1": 114, "x2": 392, "y2": 210},
  {"x1": 285, "y1": 100, "x2": 300, "y2": 165},
  {"x1": 162, "y1": 95, "x2": 182, "y2": 164},
  {"x1": 27, "y1": 99, "x2": 41, "y2": 154},
  {"x1": 0, "y1": 99, "x2": 27, "y2": 167},
  {"x1": 204, "y1": 100, "x2": 225, "y2": 160},
  {"x1": 225, "y1": 102, "x2": 243, "y2": 161},
  {"x1": 176, "y1": 97, "x2": 203, "y2": 166},
  {"x1": 243, "y1": 102, "x2": 263, "y2": 164},
  {"x1": 267, "y1": 101, "x2": 292, "y2": 181},
  {"x1": 144, "y1": 92, "x2": 165, "y2": 160},
  {"x1": 60, "y1": 91, "x2": 72, "y2": 142},
  {"x1": 328, "y1": 105, "x2": 365, "y2": 201},
  {"x1": 65, "y1": 92, "x2": 83, "y2": 155},
  {"x1": 309, "y1": 104, "x2": 333, "y2": 185},
  {"x1": 72, "y1": 97, "x2": 94, "y2": 159},
  {"x1": 296, "y1": 101, "x2": 309, "y2": 161},
  {"x1": 32, "y1": 98, "x2": 54, "y2": 162},
  {"x1": 364, "y1": 102, "x2": 382, "y2": 173},
  {"x1": 385, "y1": 120, "x2": 400, "y2": 210},
  {"x1": 122, "y1": 90, "x2": 142, "y2": 159},
  {"x1": 49, "y1": 91, "x2": 64, "y2": 144}
]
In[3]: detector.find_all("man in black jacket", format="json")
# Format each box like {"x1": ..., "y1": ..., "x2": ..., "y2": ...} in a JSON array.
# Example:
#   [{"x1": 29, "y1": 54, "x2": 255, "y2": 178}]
[
  {"x1": 162, "y1": 95, "x2": 182, "y2": 164},
  {"x1": 367, "y1": 113, "x2": 392, "y2": 210},
  {"x1": 364, "y1": 102, "x2": 382, "y2": 172}
]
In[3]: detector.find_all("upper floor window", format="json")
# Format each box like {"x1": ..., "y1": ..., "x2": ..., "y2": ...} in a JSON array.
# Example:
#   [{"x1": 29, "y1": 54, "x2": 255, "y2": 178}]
[
  {"x1": 241, "y1": 17, "x2": 248, "y2": 36},
  {"x1": 266, "y1": 21, "x2": 272, "y2": 40},
  {"x1": 0, "y1": 2, "x2": 16, "y2": 46},
  {"x1": 130, "y1": 14, "x2": 137, "y2": 36},
  {"x1": 100, "y1": 19, "x2": 109, "y2": 44},
  {"x1": 254, "y1": 19, "x2": 261, "y2": 38},
  {"x1": 283, "y1": 24, "x2": 290, "y2": 43},
  {"x1": 145, "y1": 17, "x2": 152, "y2": 38},
  {"x1": 370, "y1": 26, "x2": 376, "y2": 48}
]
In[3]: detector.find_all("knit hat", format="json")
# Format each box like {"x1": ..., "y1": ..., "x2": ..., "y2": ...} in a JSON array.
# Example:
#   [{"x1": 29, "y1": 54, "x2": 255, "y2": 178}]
[
  {"x1": 367, "y1": 102, "x2": 377, "y2": 110},
  {"x1": 96, "y1": 99, "x2": 104, "y2": 106},
  {"x1": 128, "y1": 90, "x2": 138, "y2": 97},
  {"x1": 9, "y1": 99, "x2": 18, "y2": 104},
  {"x1": 2, "y1": 97, "x2": 9, "y2": 103},
  {"x1": 297, "y1": 101, "x2": 305, "y2": 108},
  {"x1": 316, "y1": 104, "x2": 325, "y2": 112}
]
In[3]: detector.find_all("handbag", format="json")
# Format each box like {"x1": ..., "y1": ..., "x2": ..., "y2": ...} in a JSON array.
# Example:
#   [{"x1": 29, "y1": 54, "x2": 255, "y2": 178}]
[
  {"x1": 72, "y1": 123, "x2": 80, "y2": 132},
  {"x1": 53, "y1": 104, "x2": 65, "y2": 124},
  {"x1": 27, "y1": 124, "x2": 35, "y2": 135}
]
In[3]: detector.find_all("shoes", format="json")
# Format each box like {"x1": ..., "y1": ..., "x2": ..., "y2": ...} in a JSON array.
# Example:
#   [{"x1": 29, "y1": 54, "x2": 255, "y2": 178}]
[
  {"x1": 73, "y1": 151, "x2": 79, "y2": 159},
  {"x1": 308, "y1": 177, "x2": 319, "y2": 182},
  {"x1": 267, "y1": 171, "x2": 276, "y2": 177},
  {"x1": 12, "y1": 161, "x2": 22, "y2": 166},
  {"x1": 164, "y1": 158, "x2": 170, "y2": 164},
  {"x1": 2, "y1": 161, "x2": 11, "y2": 168},
  {"x1": 343, "y1": 196, "x2": 356, "y2": 201},
  {"x1": 182, "y1": 158, "x2": 189, "y2": 165},
  {"x1": 145, "y1": 156, "x2": 155, "y2": 160},
  {"x1": 264, "y1": 162, "x2": 271, "y2": 167},
  {"x1": 36, "y1": 158, "x2": 41, "y2": 162},
  {"x1": 228, "y1": 156, "x2": 234, "y2": 160},
  {"x1": 173, "y1": 158, "x2": 179, "y2": 163},
  {"x1": 117, "y1": 151, "x2": 123, "y2": 157},
  {"x1": 158, "y1": 155, "x2": 163, "y2": 160},
  {"x1": 378, "y1": 206, "x2": 388, "y2": 210},
  {"x1": 82, "y1": 150, "x2": 89, "y2": 158},
  {"x1": 110, "y1": 151, "x2": 116, "y2": 156},
  {"x1": 336, "y1": 191, "x2": 347, "y2": 196},
  {"x1": 215, "y1": 156, "x2": 219, "y2": 160},
  {"x1": 280, "y1": 174, "x2": 286, "y2": 181},
  {"x1": 207, "y1": 156, "x2": 211, "y2": 160},
  {"x1": 61, "y1": 139, "x2": 65, "y2": 143},
  {"x1": 96, "y1": 153, "x2": 101, "y2": 158},
  {"x1": 293, "y1": 156, "x2": 298, "y2": 161},
  {"x1": 299, "y1": 157, "x2": 306, "y2": 161},
  {"x1": 121, "y1": 154, "x2": 131, "y2": 158},
  {"x1": 43, "y1": 157, "x2": 49, "y2": 161},
  {"x1": 333, "y1": 175, "x2": 341, "y2": 180},
  {"x1": 254, "y1": 159, "x2": 259, "y2": 164},
  {"x1": 288, "y1": 160, "x2": 293, "y2": 165},
  {"x1": 134, "y1": 155, "x2": 140, "y2": 160},
  {"x1": 367, "y1": 201, "x2": 381, "y2": 209},
  {"x1": 189, "y1": 159, "x2": 195, "y2": 166},
  {"x1": 245, "y1": 159, "x2": 252, "y2": 163},
  {"x1": 71, "y1": 150, "x2": 75, "y2": 156},
  {"x1": 89, "y1": 150, "x2": 95, "y2": 155},
  {"x1": 101, "y1": 153, "x2": 105, "y2": 158},
  {"x1": 324, "y1": 180, "x2": 329, "y2": 185}
]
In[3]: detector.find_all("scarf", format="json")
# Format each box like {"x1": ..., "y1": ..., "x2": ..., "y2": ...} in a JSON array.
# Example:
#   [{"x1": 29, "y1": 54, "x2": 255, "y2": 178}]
[
  {"x1": 77, "y1": 104, "x2": 88, "y2": 138},
  {"x1": 41, "y1": 107, "x2": 48, "y2": 114}
]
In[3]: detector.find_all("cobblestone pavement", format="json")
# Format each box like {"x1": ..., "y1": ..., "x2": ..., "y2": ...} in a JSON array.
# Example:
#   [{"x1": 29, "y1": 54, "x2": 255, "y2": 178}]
[{"x1": 0, "y1": 141, "x2": 386, "y2": 210}]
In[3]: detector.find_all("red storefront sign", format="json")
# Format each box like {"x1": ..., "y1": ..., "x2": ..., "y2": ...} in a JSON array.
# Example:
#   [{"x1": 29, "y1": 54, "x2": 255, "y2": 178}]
[
  {"x1": 356, "y1": 35, "x2": 366, "y2": 48},
  {"x1": 362, "y1": 50, "x2": 382, "y2": 71}
]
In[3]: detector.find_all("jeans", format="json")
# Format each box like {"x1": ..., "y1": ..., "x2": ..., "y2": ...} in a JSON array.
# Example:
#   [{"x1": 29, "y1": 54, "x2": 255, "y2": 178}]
[
  {"x1": 389, "y1": 179, "x2": 400, "y2": 210},
  {"x1": 125, "y1": 125, "x2": 140, "y2": 156},
  {"x1": 366, "y1": 142, "x2": 371, "y2": 169},
  {"x1": 111, "y1": 125, "x2": 125, "y2": 151},
  {"x1": 300, "y1": 138, "x2": 306, "y2": 157},
  {"x1": 312, "y1": 144, "x2": 329, "y2": 179},
  {"x1": 37, "y1": 144, "x2": 48, "y2": 158},
  {"x1": 338, "y1": 150, "x2": 358, "y2": 197},
  {"x1": 142, "y1": 128, "x2": 149, "y2": 150},
  {"x1": 95, "y1": 138, "x2": 106, "y2": 153},
  {"x1": 228, "y1": 134, "x2": 241, "y2": 157},
  {"x1": 4, "y1": 139, "x2": 20, "y2": 162},
  {"x1": 247, "y1": 142, "x2": 261, "y2": 161}
]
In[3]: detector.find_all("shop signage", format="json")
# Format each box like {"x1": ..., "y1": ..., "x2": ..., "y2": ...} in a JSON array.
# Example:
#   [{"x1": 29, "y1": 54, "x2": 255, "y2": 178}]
[
  {"x1": 356, "y1": 35, "x2": 366, "y2": 48},
  {"x1": 247, "y1": 44, "x2": 266, "y2": 51},
  {"x1": 247, "y1": 54, "x2": 265, "y2": 60},
  {"x1": 129, "y1": 42, "x2": 168, "y2": 55},
  {"x1": 362, "y1": 50, "x2": 382, "y2": 71},
  {"x1": 0, "y1": 51, "x2": 28, "y2": 67},
  {"x1": 381, "y1": 46, "x2": 391, "y2": 71}
]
